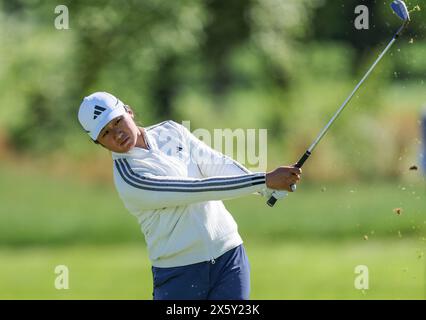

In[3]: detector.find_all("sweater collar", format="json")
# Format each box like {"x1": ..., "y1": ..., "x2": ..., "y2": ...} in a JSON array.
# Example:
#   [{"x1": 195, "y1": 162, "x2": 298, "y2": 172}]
[{"x1": 111, "y1": 129, "x2": 154, "y2": 159}]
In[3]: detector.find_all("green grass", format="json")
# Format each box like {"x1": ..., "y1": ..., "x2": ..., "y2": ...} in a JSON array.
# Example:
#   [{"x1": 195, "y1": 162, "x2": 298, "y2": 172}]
[
  {"x1": 0, "y1": 240, "x2": 424, "y2": 299},
  {"x1": 231, "y1": 181, "x2": 426, "y2": 241},
  {"x1": 0, "y1": 164, "x2": 425, "y2": 299},
  {"x1": 0, "y1": 165, "x2": 425, "y2": 245},
  {"x1": 248, "y1": 239, "x2": 425, "y2": 299},
  {"x1": 0, "y1": 165, "x2": 142, "y2": 245},
  {"x1": 0, "y1": 244, "x2": 151, "y2": 299}
]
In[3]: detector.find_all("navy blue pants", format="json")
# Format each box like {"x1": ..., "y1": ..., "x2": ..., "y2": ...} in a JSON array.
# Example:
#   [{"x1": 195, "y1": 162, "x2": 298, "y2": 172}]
[{"x1": 151, "y1": 245, "x2": 250, "y2": 300}]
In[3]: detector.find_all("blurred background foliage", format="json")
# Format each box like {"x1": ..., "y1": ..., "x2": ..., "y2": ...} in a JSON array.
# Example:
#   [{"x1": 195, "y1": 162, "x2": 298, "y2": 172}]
[{"x1": 0, "y1": 0, "x2": 424, "y2": 181}]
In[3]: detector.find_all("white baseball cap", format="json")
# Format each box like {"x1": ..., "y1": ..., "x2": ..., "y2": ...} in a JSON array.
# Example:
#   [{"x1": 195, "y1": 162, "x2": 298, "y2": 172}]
[{"x1": 78, "y1": 92, "x2": 127, "y2": 140}]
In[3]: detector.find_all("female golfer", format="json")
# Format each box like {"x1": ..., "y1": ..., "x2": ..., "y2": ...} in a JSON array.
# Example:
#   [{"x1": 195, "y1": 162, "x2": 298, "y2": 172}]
[{"x1": 78, "y1": 91, "x2": 301, "y2": 300}]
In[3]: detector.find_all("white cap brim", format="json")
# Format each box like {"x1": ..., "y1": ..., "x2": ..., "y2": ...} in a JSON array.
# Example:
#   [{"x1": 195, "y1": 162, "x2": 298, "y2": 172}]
[{"x1": 90, "y1": 104, "x2": 126, "y2": 140}]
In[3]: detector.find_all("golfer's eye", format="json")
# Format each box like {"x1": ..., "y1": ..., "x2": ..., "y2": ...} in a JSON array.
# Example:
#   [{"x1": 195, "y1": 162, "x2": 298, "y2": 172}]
[
  {"x1": 102, "y1": 130, "x2": 109, "y2": 138},
  {"x1": 115, "y1": 118, "x2": 122, "y2": 126}
]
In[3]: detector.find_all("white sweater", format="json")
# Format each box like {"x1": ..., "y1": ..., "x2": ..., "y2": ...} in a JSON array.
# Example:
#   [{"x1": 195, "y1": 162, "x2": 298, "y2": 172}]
[{"x1": 112, "y1": 120, "x2": 268, "y2": 267}]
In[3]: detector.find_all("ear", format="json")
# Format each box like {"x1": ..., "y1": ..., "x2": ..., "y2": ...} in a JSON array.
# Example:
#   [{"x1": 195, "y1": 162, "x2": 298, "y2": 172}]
[{"x1": 125, "y1": 105, "x2": 134, "y2": 118}]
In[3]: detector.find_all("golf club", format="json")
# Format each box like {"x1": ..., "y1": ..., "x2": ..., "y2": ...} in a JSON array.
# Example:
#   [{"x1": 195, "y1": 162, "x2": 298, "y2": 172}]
[{"x1": 267, "y1": 0, "x2": 410, "y2": 207}]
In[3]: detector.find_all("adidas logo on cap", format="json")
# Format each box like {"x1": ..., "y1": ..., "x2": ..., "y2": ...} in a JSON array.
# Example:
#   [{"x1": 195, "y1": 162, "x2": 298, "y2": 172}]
[
  {"x1": 93, "y1": 105, "x2": 107, "y2": 120},
  {"x1": 78, "y1": 92, "x2": 127, "y2": 141}
]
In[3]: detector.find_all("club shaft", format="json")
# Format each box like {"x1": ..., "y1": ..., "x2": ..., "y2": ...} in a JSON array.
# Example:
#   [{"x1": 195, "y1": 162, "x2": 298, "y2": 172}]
[
  {"x1": 307, "y1": 37, "x2": 397, "y2": 153},
  {"x1": 267, "y1": 22, "x2": 408, "y2": 208}
]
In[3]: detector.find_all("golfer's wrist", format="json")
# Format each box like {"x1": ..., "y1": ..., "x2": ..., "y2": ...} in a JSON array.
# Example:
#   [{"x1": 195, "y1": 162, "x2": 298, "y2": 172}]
[{"x1": 265, "y1": 171, "x2": 279, "y2": 189}]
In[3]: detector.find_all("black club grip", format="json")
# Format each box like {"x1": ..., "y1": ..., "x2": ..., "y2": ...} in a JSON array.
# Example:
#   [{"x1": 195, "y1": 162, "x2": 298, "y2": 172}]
[
  {"x1": 266, "y1": 196, "x2": 278, "y2": 207},
  {"x1": 294, "y1": 150, "x2": 311, "y2": 168}
]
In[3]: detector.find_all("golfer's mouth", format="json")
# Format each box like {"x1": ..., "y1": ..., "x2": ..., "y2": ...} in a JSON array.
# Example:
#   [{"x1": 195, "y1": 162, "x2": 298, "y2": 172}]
[{"x1": 120, "y1": 136, "x2": 130, "y2": 146}]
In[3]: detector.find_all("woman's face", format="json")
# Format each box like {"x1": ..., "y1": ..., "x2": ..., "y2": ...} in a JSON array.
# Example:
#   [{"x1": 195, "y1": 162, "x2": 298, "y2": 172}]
[{"x1": 97, "y1": 110, "x2": 140, "y2": 153}]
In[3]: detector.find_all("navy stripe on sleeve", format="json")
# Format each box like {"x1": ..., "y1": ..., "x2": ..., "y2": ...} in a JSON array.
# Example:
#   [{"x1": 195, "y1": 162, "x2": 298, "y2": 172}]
[
  {"x1": 115, "y1": 159, "x2": 265, "y2": 192},
  {"x1": 120, "y1": 159, "x2": 261, "y2": 187}
]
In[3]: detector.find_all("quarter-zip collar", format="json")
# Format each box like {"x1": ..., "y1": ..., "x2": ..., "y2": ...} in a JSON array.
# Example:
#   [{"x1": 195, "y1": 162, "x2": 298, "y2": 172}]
[{"x1": 112, "y1": 128, "x2": 154, "y2": 159}]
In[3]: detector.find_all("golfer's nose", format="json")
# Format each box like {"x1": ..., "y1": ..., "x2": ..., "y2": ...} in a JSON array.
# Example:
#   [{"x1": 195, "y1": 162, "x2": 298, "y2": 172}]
[{"x1": 114, "y1": 130, "x2": 124, "y2": 142}]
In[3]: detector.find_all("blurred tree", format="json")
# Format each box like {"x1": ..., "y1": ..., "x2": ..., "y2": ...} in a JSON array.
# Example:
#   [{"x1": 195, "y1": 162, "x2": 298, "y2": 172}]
[
  {"x1": 68, "y1": 0, "x2": 206, "y2": 118},
  {"x1": 202, "y1": 0, "x2": 252, "y2": 96},
  {"x1": 1, "y1": 0, "x2": 424, "y2": 163},
  {"x1": 1, "y1": 0, "x2": 207, "y2": 151},
  {"x1": 310, "y1": 0, "x2": 425, "y2": 73}
]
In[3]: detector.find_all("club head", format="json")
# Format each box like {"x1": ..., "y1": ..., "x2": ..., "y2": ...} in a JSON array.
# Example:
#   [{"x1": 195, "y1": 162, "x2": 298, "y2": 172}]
[{"x1": 391, "y1": 0, "x2": 410, "y2": 21}]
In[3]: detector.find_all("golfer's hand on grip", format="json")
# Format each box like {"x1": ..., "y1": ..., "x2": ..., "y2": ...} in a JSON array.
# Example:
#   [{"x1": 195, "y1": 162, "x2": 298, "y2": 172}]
[{"x1": 266, "y1": 166, "x2": 301, "y2": 192}]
